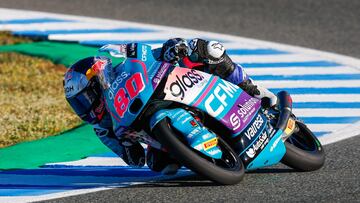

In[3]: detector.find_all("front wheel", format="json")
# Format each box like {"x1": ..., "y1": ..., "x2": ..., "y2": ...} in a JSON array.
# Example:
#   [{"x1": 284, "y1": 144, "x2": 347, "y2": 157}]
[
  {"x1": 153, "y1": 118, "x2": 245, "y2": 185},
  {"x1": 281, "y1": 121, "x2": 325, "y2": 171}
]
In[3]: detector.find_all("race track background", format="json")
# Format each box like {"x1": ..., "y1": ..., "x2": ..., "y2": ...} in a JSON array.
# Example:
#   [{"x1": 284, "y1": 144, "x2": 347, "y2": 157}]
[{"x1": 0, "y1": 1, "x2": 359, "y2": 202}]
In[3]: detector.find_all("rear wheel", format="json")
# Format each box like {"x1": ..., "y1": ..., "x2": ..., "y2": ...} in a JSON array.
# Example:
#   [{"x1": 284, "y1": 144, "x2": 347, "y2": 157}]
[
  {"x1": 281, "y1": 121, "x2": 325, "y2": 171},
  {"x1": 153, "y1": 118, "x2": 245, "y2": 185}
]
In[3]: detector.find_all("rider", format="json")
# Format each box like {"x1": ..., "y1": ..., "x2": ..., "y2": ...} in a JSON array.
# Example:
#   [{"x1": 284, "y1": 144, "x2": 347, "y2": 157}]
[
  {"x1": 63, "y1": 38, "x2": 277, "y2": 175},
  {"x1": 159, "y1": 38, "x2": 277, "y2": 107}
]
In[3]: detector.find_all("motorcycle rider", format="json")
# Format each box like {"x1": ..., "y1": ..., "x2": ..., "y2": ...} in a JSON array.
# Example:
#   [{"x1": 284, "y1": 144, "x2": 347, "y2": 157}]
[
  {"x1": 64, "y1": 55, "x2": 180, "y2": 175},
  {"x1": 63, "y1": 38, "x2": 277, "y2": 176},
  {"x1": 159, "y1": 38, "x2": 277, "y2": 107}
]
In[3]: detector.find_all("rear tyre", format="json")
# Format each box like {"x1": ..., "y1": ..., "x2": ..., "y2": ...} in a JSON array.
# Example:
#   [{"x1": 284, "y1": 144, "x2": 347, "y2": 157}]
[
  {"x1": 153, "y1": 118, "x2": 245, "y2": 185},
  {"x1": 281, "y1": 121, "x2": 325, "y2": 171}
]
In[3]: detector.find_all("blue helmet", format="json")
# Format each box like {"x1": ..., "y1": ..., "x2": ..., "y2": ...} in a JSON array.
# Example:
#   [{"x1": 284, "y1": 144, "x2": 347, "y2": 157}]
[{"x1": 63, "y1": 57, "x2": 105, "y2": 124}]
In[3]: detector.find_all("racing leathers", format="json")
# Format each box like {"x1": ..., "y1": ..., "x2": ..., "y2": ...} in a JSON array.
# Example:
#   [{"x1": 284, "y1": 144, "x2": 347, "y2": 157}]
[
  {"x1": 93, "y1": 110, "x2": 179, "y2": 174},
  {"x1": 90, "y1": 43, "x2": 180, "y2": 175},
  {"x1": 92, "y1": 38, "x2": 277, "y2": 175},
  {"x1": 161, "y1": 38, "x2": 278, "y2": 107}
]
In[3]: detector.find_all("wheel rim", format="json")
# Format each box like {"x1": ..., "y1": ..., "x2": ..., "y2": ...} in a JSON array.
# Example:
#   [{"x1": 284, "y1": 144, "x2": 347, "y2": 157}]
[
  {"x1": 170, "y1": 125, "x2": 242, "y2": 171},
  {"x1": 287, "y1": 123, "x2": 317, "y2": 152},
  {"x1": 205, "y1": 138, "x2": 241, "y2": 171}
]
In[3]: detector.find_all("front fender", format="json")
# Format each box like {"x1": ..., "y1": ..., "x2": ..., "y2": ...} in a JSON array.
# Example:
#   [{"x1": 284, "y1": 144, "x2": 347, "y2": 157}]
[{"x1": 150, "y1": 108, "x2": 223, "y2": 159}]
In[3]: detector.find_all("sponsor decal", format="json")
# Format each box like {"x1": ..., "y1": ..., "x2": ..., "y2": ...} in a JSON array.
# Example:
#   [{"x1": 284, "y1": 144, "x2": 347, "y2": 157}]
[
  {"x1": 285, "y1": 118, "x2": 295, "y2": 135},
  {"x1": 207, "y1": 148, "x2": 222, "y2": 156},
  {"x1": 202, "y1": 132, "x2": 212, "y2": 140},
  {"x1": 244, "y1": 114, "x2": 265, "y2": 140},
  {"x1": 85, "y1": 59, "x2": 107, "y2": 80},
  {"x1": 270, "y1": 136, "x2": 282, "y2": 152},
  {"x1": 211, "y1": 42, "x2": 224, "y2": 51},
  {"x1": 126, "y1": 43, "x2": 138, "y2": 58},
  {"x1": 190, "y1": 120, "x2": 198, "y2": 127},
  {"x1": 65, "y1": 68, "x2": 73, "y2": 81},
  {"x1": 173, "y1": 111, "x2": 188, "y2": 122},
  {"x1": 204, "y1": 81, "x2": 239, "y2": 117},
  {"x1": 152, "y1": 62, "x2": 171, "y2": 87},
  {"x1": 109, "y1": 72, "x2": 146, "y2": 118},
  {"x1": 108, "y1": 72, "x2": 129, "y2": 99},
  {"x1": 141, "y1": 45, "x2": 147, "y2": 61},
  {"x1": 245, "y1": 130, "x2": 269, "y2": 158},
  {"x1": 168, "y1": 69, "x2": 205, "y2": 100},
  {"x1": 230, "y1": 97, "x2": 259, "y2": 131},
  {"x1": 188, "y1": 128, "x2": 201, "y2": 139},
  {"x1": 65, "y1": 85, "x2": 74, "y2": 94},
  {"x1": 203, "y1": 137, "x2": 218, "y2": 151},
  {"x1": 181, "y1": 116, "x2": 192, "y2": 124},
  {"x1": 118, "y1": 44, "x2": 127, "y2": 53}
]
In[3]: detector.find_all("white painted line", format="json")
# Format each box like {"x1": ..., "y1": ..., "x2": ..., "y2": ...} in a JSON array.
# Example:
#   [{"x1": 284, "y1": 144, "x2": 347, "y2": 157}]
[
  {"x1": 258, "y1": 80, "x2": 360, "y2": 88},
  {"x1": 0, "y1": 188, "x2": 112, "y2": 203},
  {"x1": 319, "y1": 121, "x2": 360, "y2": 145},
  {"x1": 0, "y1": 11, "x2": 44, "y2": 20},
  {"x1": 48, "y1": 32, "x2": 198, "y2": 42},
  {"x1": 0, "y1": 22, "x2": 123, "y2": 31},
  {"x1": 245, "y1": 67, "x2": 359, "y2": 76},
  {"x1": 46, "y1": 157, "x2": 127, "y2": 167},
  {"x1": 291, "y1": 94, "x2": 360, "y2": 102},
  {"x1": 0, "y1": 170, "x2": 190, "y2": 203},
  {"x1": 293, "y1": 108, "x2": 360, "y2": 117},
  {"x1": 306, "y1": 123, "x2": 348, "y2": 132}
]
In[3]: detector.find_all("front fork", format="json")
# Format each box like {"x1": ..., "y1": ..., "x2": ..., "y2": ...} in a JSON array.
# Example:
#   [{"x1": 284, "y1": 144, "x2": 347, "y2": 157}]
[{"x1": 150, "y1": 108, "x2": 223, "y2": 159}]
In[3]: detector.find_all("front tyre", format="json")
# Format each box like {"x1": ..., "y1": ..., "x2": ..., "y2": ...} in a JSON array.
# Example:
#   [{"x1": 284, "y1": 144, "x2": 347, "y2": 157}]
[
  {"x1": 153, "y1": 118, "x2": 245, "y2": 185},
  {"x1": 281, "y1": 121, "x2": 325, "y2": 171}
]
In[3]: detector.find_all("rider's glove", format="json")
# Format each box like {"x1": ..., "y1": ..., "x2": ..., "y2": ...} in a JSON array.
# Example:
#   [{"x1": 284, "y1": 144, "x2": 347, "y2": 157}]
[
  {"x1": 120, "y1": 138, "x2": 146, "y2": 168},
  {"x1": 162, "y1": 38, "x2": 189, "y2": 64}
]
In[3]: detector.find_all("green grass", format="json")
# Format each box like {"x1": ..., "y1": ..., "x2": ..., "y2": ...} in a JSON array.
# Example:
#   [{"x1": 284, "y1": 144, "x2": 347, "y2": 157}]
[
  {"x1": 0, "y1": 31, "x2": 32, "y2": 45},
  {"x1": 0, "y1": 32, "x2": 82, "y2": 147}
]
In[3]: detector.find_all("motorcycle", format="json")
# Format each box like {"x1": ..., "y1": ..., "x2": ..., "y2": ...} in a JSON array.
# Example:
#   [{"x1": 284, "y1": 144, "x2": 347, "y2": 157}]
[{"x1": 88, "y1": 43, "x2": 325, "y2": 185}]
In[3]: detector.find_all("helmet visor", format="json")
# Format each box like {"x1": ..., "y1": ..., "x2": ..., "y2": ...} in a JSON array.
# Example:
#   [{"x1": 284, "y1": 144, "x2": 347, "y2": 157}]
[{"x1": 66, "y1": 79, "x2": 101, "y2": 122}]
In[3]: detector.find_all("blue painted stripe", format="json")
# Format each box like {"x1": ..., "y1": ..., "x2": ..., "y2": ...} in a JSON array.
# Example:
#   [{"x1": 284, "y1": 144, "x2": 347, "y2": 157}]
[
  {"x1": 269, "y1": 87, "x2": 360, "y2": 94},
  {"x1": 80, "y1": 40, "x2": 166, "y2": 46},
  {"x1": 301, "y1": 117, "x2": 360, "y2": 124},
  {"x1": 0, "y1": 189, "x2": 68, "y2": 196},
  {"x1": 314, "y1": 131, "x2": 331, "y2": 137},
  {"x1": 91, "y1": 152, "x2": 118, "y2": 157},
  {"x1": 240, "y1": 61, "x2": 341, "y2": 68},
  {"x1": 12, "y1": 28, "x2": 156, "y2": 37},
  {"x1": 227, "y1": 49, "x2": 289, "y2": 55},
  {"x1": 252, "y1": 74, "x2": 360, "y2": 81},
  {"x1": 293, "y1": 102, "x2": 360, "y2": 108},
  {"x1": 0, "y1": 18, "x2": 74, "y2": 24}
]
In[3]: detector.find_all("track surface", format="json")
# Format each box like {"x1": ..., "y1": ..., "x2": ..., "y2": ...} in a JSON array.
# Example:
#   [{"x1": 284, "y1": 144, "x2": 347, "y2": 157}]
[
  {"x1": 0, "y1": 0, "x2": 359, "y2": 202},
  {"x1": 0, "y1": 0, "x2": 359, "y2": 58}
]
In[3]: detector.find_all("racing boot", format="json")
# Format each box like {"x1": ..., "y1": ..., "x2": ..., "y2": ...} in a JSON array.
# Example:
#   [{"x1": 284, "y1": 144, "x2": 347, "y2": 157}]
[
  {"x1": 146, "y1": 146, "x2": 181, "y2": 175},
  {"x1": 238, "y1": 79, "x2": 278, "y2": 108}
]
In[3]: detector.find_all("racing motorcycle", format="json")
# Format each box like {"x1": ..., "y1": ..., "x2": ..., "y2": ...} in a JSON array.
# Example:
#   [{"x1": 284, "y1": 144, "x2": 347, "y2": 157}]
[{"x1": 88, "y1": 43, "x2": 325, "y2": 185}]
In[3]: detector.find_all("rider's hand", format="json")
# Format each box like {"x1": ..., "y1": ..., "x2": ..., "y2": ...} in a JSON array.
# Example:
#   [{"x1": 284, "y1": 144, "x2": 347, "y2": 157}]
[
  {"x1": 163, "y1": 46, "x2": 180, "y2": 63},
  {"x1": 163, "y1": 40, "x2": 189, "y2": 64}
]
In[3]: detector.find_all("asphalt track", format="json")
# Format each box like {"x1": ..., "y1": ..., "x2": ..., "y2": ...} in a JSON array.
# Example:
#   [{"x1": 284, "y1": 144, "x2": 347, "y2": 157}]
[{"x1": 0, "y1": 0, "x2": 359, "y2": 202}]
